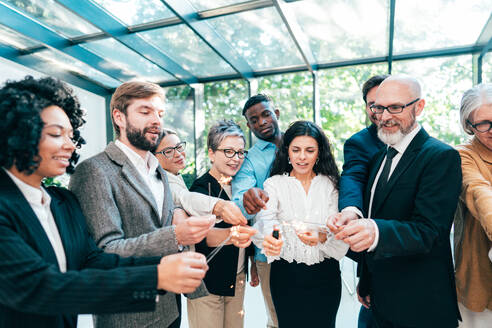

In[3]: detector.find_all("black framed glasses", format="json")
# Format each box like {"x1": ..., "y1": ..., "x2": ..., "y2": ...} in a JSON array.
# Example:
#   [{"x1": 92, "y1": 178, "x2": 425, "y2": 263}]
[
  {"x1": 370, "y1": 98, "x2": 420, "y2": 114},
  {"x1": 155, "y1": 141, "x2": 186, "y2": 158},
  {"x1": 467, "y1": 119, "x2": 492, "y2": 133},
  {"x1": 216, "y1": 148, "x2": 248, "y2": 159}
]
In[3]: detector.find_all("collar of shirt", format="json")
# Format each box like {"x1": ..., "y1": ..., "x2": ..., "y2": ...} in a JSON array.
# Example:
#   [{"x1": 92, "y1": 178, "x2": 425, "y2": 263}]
[
  {"x1": 4, "y1": 168, "x2": 51, "y2": 208},
  {"x1": 390, "y1": 124, "x2": 422, "y2": 155},
  {"x1": 254, "y1": 138, "x2": 276, "y2": 151},
  {"x1": 115, "y1": 139, "x2": 159, "y2": 177}
]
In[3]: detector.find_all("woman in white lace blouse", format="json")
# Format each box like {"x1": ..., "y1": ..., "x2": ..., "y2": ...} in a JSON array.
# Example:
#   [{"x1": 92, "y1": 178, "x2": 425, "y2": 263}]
[{"x1": 253, "y1": 120, "x2": 348, "y2": 328}]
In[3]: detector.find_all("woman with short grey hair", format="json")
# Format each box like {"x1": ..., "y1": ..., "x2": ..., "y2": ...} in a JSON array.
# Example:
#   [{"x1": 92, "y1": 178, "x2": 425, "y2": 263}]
[
  {"x1": 187, "y1": 120, "x2": 256, "y2": 328},
  {"x1": 455, "y1": 83, "x2": 492, "y2": 328}
]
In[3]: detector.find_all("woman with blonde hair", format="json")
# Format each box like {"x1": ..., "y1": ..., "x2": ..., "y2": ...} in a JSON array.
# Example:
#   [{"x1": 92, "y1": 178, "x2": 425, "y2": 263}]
[{"x1": 455, "y1": 83, "x2": 492, "y2": 327}]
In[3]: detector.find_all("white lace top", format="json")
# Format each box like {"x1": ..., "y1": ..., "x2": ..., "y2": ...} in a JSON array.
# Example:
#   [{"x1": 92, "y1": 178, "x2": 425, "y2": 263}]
[{"x1": 252, "y1": 174, "x2": 349, "y2": 265}]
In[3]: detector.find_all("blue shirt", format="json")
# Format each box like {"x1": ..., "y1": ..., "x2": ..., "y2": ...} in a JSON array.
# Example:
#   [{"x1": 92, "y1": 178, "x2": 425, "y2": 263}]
[{"x1": 232, "y1": 138, "x2": 277, "y2": 262}]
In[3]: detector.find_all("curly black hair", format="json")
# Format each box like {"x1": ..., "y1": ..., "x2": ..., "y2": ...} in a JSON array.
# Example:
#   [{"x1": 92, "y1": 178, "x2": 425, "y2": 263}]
[
  {"x1": 270, "y1": 120, "x2": 340, "y2": 188},
  {"x1": 0, "y1": 75, "x2": 86, "y2": 175}
]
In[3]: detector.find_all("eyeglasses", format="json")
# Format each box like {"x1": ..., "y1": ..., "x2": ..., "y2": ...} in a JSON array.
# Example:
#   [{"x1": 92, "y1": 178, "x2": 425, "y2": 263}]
[
  {"x1": 370, "y1": 98, "x2": 420, "y2": 114},
  {"x1": 155, "y1": 141, "x2": 186, "y2": 158},
  {"x1": 467, "y1": 119, "x2": 492, "y2": 133},
  {"x1": 216, "y1": 148, "x2": 248, "y2": 159}
]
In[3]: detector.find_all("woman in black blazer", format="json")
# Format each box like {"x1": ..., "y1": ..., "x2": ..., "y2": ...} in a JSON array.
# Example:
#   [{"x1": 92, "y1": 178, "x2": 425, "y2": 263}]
[
  {"x1": 0, "y1": 76, "x2": 207, "y2": 328},
  {"x1": 187, "y1": 120, "x2": 256, "y2": 328}
]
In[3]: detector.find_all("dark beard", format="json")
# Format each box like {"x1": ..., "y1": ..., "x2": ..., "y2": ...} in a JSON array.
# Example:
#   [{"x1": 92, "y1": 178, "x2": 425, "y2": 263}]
[{"x1": 126, "y1": 122, "x2": 160, "y2": 152}]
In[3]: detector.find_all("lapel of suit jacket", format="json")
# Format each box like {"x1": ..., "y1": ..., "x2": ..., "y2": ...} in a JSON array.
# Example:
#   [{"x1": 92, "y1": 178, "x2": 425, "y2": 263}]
[
  {"x1": 0, "y1": 170, "x2": 60, "y2": 267},
  {"x1": 372, "y1": 128, "x2": 429, "y2": 215},
  {"x1": 105, "y1": 142, "x2": 161, "y2": 225},
  {"x1": 365, "y1": 148, "x2": 386, "y2": 213},
  {"x1": 156, "y1": 165, "x2": 173, "y2": 226},
  {"x1": 48, "y1": 189, "x2": 75, "y2": 269}
]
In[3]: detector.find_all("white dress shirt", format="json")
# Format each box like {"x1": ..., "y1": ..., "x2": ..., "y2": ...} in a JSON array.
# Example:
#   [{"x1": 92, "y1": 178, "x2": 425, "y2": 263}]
[
  {"x1": 115, "y1": 140, "x2": 164, "y2": 219},
  {"x1": 253, "y1": 174, "x2": 349, "y2": 265},
  {"x1": 5, "y1": 169, "x2": 67, "y2": 272},
  {"x1": 367, "y1": 124, "x2": 421, "y2": 251}
]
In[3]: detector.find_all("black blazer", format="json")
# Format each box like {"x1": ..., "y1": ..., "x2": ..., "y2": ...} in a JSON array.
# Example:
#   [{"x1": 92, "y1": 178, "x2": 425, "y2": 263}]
[
  {"x1": 339, "y1": 123, "x2": 385, "y2": 213},
  {"x1": 359, "y1": 128, "x2": 461, "y2": 327},
  {"x1": 0, "y1": 170, "x2": 161, "y2": 328},
  {"x1": 190, "y1": 171, "x2": 251, "y2": 296}
]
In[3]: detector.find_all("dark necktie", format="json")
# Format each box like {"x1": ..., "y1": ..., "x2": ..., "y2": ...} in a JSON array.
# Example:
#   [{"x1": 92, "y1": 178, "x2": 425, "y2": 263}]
[{"x1": 375, "y1": 146, "x2": 398, "y2": 194}]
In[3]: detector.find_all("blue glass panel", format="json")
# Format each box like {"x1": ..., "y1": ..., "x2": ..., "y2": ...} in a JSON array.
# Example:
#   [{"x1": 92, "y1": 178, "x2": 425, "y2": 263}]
[
  {"x1": 285, "y1": 0, "x2": 388, "y2": 63},
  {"x1": 139, "y1": 24, "x2": 234, "y2": 77},
  {"x1": 206, "y1": 7, "x2": 304, "y2": 71},
  {"x1": 81, "y1": 38, "x2": 176, "y2": 83},
  {"x1": 0, "y1": 23, "x2": 39, "y2": 49},
  {"x1": 187, "y1": 0, "x2": 250, "y2": 11},
  {"x1": 394, "y1": 0, "x2": 490, "y2": 54},
  {"x1": 24, "y1": 48, "x2": 121, "y2": 88},
  {"x1": 91, "y1": 0, "x2": 175, "y2": 26},
  {"x1": 3, "y1": 0, "x2": 101, "y2": 38}
]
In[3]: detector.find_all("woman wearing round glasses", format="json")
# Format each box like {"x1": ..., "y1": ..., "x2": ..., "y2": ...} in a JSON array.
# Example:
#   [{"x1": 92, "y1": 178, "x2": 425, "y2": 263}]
[
  {"x1": 455, "y1": 83, "x2": 492, "y2": 327},
  {"x1": 186, "y1": 120, "x2": 256, "y2": 328},
  {"x1": 154, "y1": 129, "x2": 247, "y2": 226}
]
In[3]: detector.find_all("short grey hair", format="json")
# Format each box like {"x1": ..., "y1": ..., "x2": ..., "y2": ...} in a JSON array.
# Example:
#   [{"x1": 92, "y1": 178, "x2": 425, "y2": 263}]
[
  {"x1": 207, "y1": 120, "x2": 245, "y2": 151},
  {"x1": 460, "y1": 83, "x2": 492, "y2": 135}
]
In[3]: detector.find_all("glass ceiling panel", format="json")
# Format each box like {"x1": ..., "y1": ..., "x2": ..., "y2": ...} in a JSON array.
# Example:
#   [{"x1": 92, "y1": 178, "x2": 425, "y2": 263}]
[
  {"x1": 90, "y1": 0, "x2": 175, "y2": 26},
  {"x1": 3, "y1": 0, "x2": 101, "y2": 38},
  {"x1": 394, "y1": 0, "x2": 491, "y2": 54},
  {"x1": 187, "y1": 0, "x2": 250, "y2": 11},
  {"x1": 0, "y1": 23, "x2": 39, "y2": 50},
  {"x1": 139, "y1": 25, "x2": 234, "y2": 77},
  {"x1": 206, "y1": 7, "x2": 304, "y2": 71},
  {"x1": 286, "y1": 0, "x2": 388, "y2": 62},
  {"x1": 24, "y1": 48, "x2": 121, "y2": 88},
  {"x1": 81, "y1": 38, "x2": 176, "y2": 83}
]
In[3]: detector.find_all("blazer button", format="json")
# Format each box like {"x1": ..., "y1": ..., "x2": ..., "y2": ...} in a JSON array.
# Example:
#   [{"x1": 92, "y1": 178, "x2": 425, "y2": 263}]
[{"x1": 132, "y1": 291, "x2": 139, "y2": 299}]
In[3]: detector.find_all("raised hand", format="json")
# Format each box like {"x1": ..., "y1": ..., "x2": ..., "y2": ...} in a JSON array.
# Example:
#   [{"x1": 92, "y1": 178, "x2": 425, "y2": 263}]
[
  {"x1": 229, "y1": 225, "x2": 257, "y2": 248},
  {"x1": 327, "y1": 210, "x2": 359, "y2": 234},
  {"x1": 157, "y1": 252, "x2": 208, "y2": 294},
  {"x1": 262, "y1": 232, "x2": 283, "y2": 256},
  {"x1": 213, "y1": 200, "x2": 247, "y2": 225},
  {"x1": 174, "y1": 215, "x2": 215, "y2": 245},
  {"x1": 243, "y1": 188, "x2": 269, "y2": 215},
  {"x1": 334, "y1": 219, "x2": 376, "y2": 252}
]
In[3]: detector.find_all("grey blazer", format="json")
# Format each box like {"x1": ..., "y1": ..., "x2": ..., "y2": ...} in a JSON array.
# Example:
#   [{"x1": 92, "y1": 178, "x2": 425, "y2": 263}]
[{"x1": 69, "y1": 142, "x2": 204, "y2": 328}]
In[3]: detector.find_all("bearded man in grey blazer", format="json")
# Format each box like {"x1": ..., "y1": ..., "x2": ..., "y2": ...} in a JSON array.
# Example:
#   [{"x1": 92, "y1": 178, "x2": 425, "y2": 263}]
[{"x1": 70, "y1": 81, "x2": 213, "y2": 328}]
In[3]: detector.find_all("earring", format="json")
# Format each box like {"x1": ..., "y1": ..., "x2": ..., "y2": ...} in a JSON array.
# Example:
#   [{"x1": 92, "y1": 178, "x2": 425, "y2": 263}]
[
  {"x1": 288, "y1": 157, "x2": 291, "y2": 164},
  {"x1": 316, "y1": 158, "x2": 319, "y2": 164}
]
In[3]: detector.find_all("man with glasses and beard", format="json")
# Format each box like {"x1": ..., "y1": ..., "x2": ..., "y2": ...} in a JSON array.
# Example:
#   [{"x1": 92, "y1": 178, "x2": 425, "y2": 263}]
[
  {"x1": 333, "y1": 75, "x2": 462, "y2": 328},
  {"x1": 70, "y1": 81, "x2": 213, "y2": 328}
]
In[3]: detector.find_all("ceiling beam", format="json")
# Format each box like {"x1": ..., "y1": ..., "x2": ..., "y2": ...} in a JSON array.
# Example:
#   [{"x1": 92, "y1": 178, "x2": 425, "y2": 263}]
[
  {"x1": 477, "y1": 13, "x2": 492, "y2": 45},
  {"x1": 387, "y1": 0, "x2": 396, "y2": 74},
  {"x1": 0, "y1": 1, "x2": 131, "y2": 82},
  {"x1": 162, "y1": 0, "x2": 254, "y2": 80},
  {"x1": 272, "y1": 0, "x2": 316, "y2": 73},
  {"x1": 57, "y1": 0, "x2": 197, "y2": 85},
  {"x1": 19, "y1": 1, "x2": 275, "y2": 57},
  {"x1": 156, "y1": 44, "x2": 484, "y2": 87},
  {"x1": 0, "y1": 43, "x2": 111, "y2": 95}
]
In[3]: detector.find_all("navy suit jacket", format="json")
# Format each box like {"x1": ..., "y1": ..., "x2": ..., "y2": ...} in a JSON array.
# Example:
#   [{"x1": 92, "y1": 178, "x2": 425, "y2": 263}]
[
  {"x1": 0, "y1": 170, "x2": 161, "y2": 328},
  {"x1": 339, "y1": 124, "x2": 385, "y2": 214},
  {"x1": 359, "y1": 128, "x2": 461, "y2": 328}
]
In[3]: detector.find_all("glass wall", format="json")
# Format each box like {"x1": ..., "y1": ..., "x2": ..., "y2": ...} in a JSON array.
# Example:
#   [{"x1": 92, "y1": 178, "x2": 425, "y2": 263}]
[
  {"x1": 392, "y1": 55, "x2": 472, "y2": 146},
  {"x1": 483, "y1": 52, "x2": 492, "y2": 83},
  {"x1": 163, "y1": 85, "x2": 195, "y2": 187},
  {"x1": 257, "y1": 71, "x2": 313, "y2": 132},
  {"x1": 318, "y1": 63, "x2": 388, "y2": 164}
]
